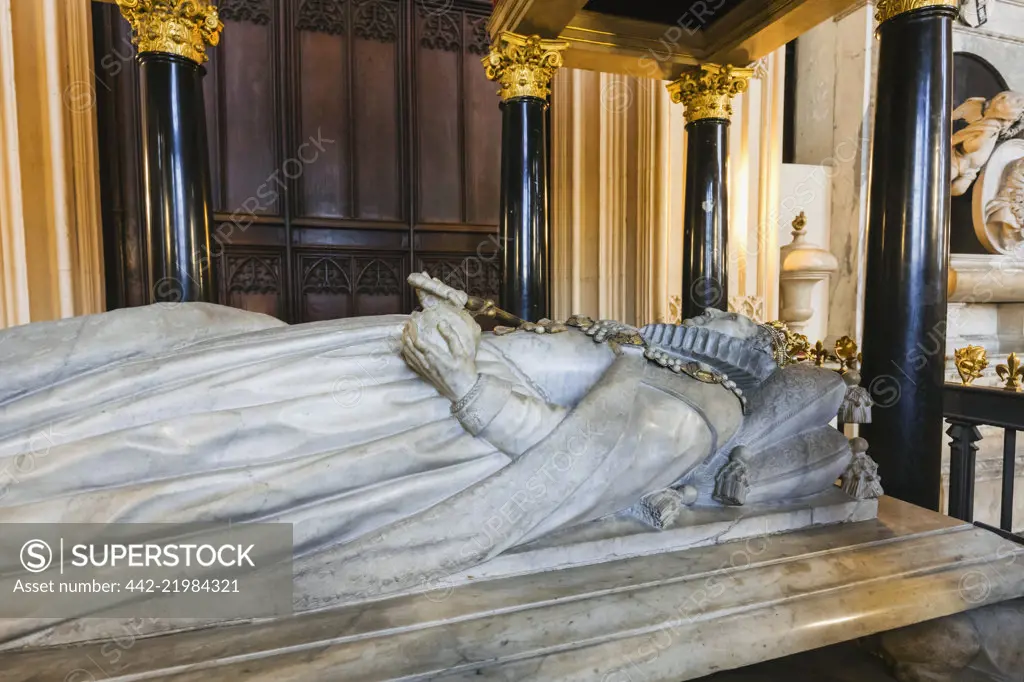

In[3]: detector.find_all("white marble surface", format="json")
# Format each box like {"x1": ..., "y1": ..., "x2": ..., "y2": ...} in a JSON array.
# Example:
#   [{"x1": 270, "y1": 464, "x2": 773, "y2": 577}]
[
  {"x1": 947, "y1": 302, "x2": 1024, "y2": 356},
  {"x1": 3, "y1": 498, "x2": 1022, "y2": 681},
  {"x1": 950, "y1": 254, "x2": 1024, "y2": 305},
  {"x1": 450, "y1": 489, "x2": 878, "y2": 584}
]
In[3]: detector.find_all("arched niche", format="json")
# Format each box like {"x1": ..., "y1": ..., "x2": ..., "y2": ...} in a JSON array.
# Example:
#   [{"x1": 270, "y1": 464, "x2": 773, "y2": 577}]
[{"x1": 952, "y1": 52, "x2": 1012, "y2": 254}]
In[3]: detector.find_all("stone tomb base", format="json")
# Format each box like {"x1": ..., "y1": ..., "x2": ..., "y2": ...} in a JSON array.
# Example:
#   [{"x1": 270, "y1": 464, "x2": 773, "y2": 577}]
[{"x1": 3, "y1": 498, "x2": 1023, "y2": 681}]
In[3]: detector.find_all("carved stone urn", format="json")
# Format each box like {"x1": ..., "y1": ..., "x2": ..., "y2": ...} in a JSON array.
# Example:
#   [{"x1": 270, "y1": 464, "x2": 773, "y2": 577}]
[{"x1": 779, "y1": 212, "x2": 839, "y2": 332}]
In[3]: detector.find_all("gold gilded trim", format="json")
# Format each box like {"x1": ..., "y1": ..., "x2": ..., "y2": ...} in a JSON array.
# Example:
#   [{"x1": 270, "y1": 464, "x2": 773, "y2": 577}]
[
  {"x1": 115, "y1": 0, "x2": 223, "y2": 64},
  {"x1": 875, "y1": 0, "x2": 959, "y2": 24},
  {"x1": 666, "y1": 64, "x2": 754, "y2": 124},
  {"x1": 483, "y1": 32, "x2": 569, "y2": 102}
]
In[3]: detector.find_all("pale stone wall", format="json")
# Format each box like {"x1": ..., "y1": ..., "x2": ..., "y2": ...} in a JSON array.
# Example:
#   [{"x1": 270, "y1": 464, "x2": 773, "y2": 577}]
[
  {"x1": 792, "y1": 1, "x2": 878, "y2": 345},
  {"x1": 550, "y1": 50, "x2": 786, "y2": 327}
]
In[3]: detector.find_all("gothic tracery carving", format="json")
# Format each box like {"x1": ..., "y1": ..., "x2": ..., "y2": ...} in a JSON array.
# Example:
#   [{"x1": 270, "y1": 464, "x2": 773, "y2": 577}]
[
  {"x1": 227, "y1": 255, "x2": 280, "y2": 294},
  {"x1": 354, "y1": 0, "x2": 397, "y2": 42},
  {"x1": 465, "y1": 15, "x2": 489, "y2": 55},
  {"x1": 303, "y1": 258, "x2": 352, "y2": 294},
  {"x1": 217, "y1": 0, "x2": 271, "y2": 25},
  {"x1": 419, "y1": 257, "x2": 500, "y2": 300},
  {"x1": 418, "y1": 7, "x2": 460, "y2": 52},
  {"x1": 296, "y1": 0, "x2": 346, "y2": 35},
  {"x1": 356, "y1": 259, "x2": 402, "y2": 296}
]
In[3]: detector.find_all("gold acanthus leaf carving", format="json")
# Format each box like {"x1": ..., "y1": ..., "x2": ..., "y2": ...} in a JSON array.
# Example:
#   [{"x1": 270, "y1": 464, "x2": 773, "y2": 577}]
[
  {"x1": 115, "y1": 0, "x2": 224, "y2": 64},
  {"x1": 874, "y1": 0, "x2": 959, "y2": 24},
  {"x1": 483, "y1": 32, "x2": 568, "y2": 102},
  {"x1": 954, "y1": 345, "x2": 988, "y2": 386},
  {"x1": 666, "y1": 64, "x2": 754, "y2": 124}
]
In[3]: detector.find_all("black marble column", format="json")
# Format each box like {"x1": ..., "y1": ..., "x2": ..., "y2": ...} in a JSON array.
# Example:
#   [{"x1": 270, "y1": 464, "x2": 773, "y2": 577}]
[
  {"x1": 499, "y1": 96, "x2": 549, "y2": 322},
  {"x1": 859, "y1": 4, "x2": 957, "y2": 511},
  {"x1": 138, "y1": 52, "x2": 217, "y2": 303},
  {"x1": 682, "y1": 118, "x2": 729, "y2": 319}
]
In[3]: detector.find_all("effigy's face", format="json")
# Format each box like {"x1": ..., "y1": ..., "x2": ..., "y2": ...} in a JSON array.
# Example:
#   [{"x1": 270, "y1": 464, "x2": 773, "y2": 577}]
[{"x1": 684, "y1": 309, "x2": 760, "y2": 342}]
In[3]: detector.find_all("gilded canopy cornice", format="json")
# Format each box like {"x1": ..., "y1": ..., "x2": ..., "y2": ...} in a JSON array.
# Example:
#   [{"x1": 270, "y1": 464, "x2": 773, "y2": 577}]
[
  {"x1": 482, "y1": 32, "x2": 569, "y2": 102},
  {"x1": 114, "y1": 0, "x2": 223, "y2": 64},
  {"x1": 874, "y1": 0, "x2": 959, "y2": 24},
  {"x1": 666, "y1": 64, "x2": 754, "y2": 124}
]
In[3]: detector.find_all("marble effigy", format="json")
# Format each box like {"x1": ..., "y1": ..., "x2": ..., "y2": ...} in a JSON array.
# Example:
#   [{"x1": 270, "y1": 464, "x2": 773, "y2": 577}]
[
  {"x1": 0, "y1": 273, "x2": 878, "y2": 651},
  {"x1": 2, "y1": 498, "x2": 1023, "y2": 681}
]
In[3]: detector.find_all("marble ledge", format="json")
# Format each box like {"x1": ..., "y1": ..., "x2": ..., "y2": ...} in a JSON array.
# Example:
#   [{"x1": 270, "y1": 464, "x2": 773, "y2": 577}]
[
  {"x1": 949, "y1": 253, "x2": 1024, "y2": 303},
  {"x1": 3, "y1": 498, "x2": 1023, "y2": 682},
  {"x1": 457, "y1": 489, "x2": 878, "y2": 583}
]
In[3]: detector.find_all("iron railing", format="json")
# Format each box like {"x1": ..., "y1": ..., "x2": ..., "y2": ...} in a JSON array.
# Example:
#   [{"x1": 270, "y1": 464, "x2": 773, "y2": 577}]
[{"x1": 944, "y1": 384, "x2": 1024, "y2": 543}]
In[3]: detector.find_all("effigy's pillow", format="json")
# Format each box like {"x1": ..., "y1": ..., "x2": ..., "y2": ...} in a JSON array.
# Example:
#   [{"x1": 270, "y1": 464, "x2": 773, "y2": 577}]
[
  {"x1": 678, "y1": 362, "x2": 846, "y2": 500},
  {"x1": 735, "y1": 362, "x2": 846, "y2": 448},
  {"x1": 742, "y1": 426, "x2": 852, "y2": 504}
]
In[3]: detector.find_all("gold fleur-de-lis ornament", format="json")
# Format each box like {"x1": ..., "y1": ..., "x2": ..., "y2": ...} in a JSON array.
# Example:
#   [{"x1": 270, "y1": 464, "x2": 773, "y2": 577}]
[
  {"x1": 996, "y1": 352, "x2": 1024, "y2": 392},
  {"x1": 811, "y1": 340, "x2": 830, "y2": 367},
  {"x1": 834, "y1": 335, "x2": 859, "y2": 373}
]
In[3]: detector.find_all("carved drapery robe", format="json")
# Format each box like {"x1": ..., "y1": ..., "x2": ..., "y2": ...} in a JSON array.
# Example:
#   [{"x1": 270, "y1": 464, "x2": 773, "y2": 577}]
[{"x1": 0, "y1": 303, "x2": 848, "y2": 648}]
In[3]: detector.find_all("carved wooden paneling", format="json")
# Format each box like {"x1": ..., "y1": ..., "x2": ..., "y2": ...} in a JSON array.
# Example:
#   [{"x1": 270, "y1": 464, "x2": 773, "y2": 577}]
[
  {"x1": 416, "y1": 6, "x2": 462, "y2": 224},
  {"x1": 419, "y1": 7, "x2": 460, "y2": 51},
  {"x1": 296, "y1": 0, "x2": 346, "y2": 34},
  {"x1": 300, "y1": 254, "x2": 353, "y2": 321},
  {"x1": 218, "y1": 0, "x2": 272, "y2": 25},
  {"x1": 465, "y1": 14, "x2": 489, "y2": 55},
  {"x1": 417, "y1": 255, "x2": 500, "y2": 301},
  {"x1": 221, "y1": 251, "x2": 284, "y2": 317},
  {"x1": 92, "y1": 0, "x2": 499, "y2": 323},
  {"x1": 352, "y1": 0, "x2": 402, "y2": 220},
  {"x1": 296, "y1": 0, "x2": 351, "y2": 218},
  {"x1": 298, "y1": 252, "x2": 406, "y2": 321},
  {"x1": 462, "y1": 11, "x2": 501, "y2": 226},
  {"x1": 354, "y1": 256, "x2": 404, "y2": 315},
  {"x1": 353, "y1": 0, "x2": 398, "y2": 41},
  {"x1": 212, "y1": 6, "x2": 281, "y2": 216}
]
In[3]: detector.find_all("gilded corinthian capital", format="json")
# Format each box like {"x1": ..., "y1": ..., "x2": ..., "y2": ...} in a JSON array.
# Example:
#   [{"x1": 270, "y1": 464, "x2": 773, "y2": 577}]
[
  {"x1": 666, "y1": 64, "x2": 754, "y2": 124},
  {"x1": 482, "y1": 32, "x2": 569, "y2": 102},
  {"x1": 115, "y1": 0, "x2": 224, "y2": 64},
  {"x1": 874, "y1": 0, "x2": 959, "y2": 23}
]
